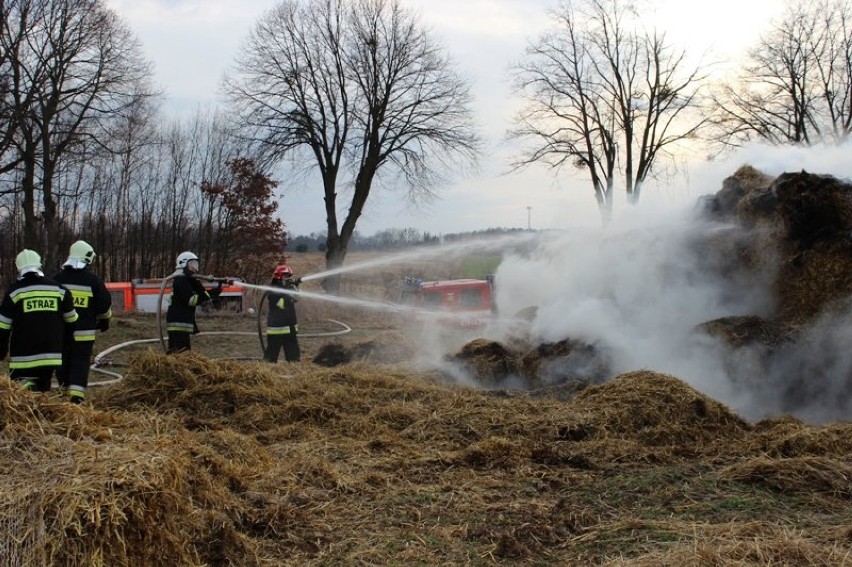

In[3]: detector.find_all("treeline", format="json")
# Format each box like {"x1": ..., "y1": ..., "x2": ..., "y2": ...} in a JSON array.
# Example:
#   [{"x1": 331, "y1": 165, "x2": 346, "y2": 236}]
[
  {"x1": 0, "y1": 107, "x2": 285, "y2": 286},
  {"x1": 0, "y1": 1, "x2": 285, "y2": 286},
  {"x1": 289, "y1": 227, "x2": 530, "y2": 253}
]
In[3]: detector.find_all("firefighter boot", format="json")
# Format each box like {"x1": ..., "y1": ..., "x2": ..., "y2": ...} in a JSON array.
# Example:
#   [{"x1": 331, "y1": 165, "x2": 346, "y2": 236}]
[{"x1": 68, "y1": 386, "x2": 86, "y2": 405}]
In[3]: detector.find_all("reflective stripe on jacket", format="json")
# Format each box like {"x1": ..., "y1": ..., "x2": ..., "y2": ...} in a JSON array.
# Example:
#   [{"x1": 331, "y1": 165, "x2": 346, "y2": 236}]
[
  {"x1": 266, "y1": 281, "x2": 299, "y2": 336},
  {"x1": 54, "y1": 267, "x2": 112, "y2": 342},
  {"x1": 0, "y1": 274, "x2": 78, "y2": 368},
  {"x1": 166, "y1": 273, "x2": 210, "y2": 334}
]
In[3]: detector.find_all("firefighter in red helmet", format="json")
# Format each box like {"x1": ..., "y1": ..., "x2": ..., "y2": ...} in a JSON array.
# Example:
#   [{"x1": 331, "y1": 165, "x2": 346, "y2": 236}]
[{"x1": 264, "y1": 264, "x2": 301, "y2": 363}]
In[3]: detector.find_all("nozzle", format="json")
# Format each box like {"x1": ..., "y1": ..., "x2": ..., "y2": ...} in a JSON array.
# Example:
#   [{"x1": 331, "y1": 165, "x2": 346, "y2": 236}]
[{"x1": 195, "y1": 275, "x2": 234, "y2": 285}]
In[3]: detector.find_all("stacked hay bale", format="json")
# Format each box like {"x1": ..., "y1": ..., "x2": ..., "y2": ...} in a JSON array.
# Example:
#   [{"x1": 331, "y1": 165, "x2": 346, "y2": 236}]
[
  {"x1": 702, "y1": 167, "x2": 852, "y2": 324},
  {"x1": 442, "y1": 337, "x2": 612, "y2": 392},
  {"x1": 445, "y1": 339, "x2": 519, "y2": 386},
  {"x1": 771, "y1": 172, "x2": 852, "y2": 322}
]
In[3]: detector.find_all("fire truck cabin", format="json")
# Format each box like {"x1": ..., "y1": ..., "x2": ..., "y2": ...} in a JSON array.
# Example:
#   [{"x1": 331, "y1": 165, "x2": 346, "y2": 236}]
[{"x1": 401, "y1": 277, "x2": 494, "y2": 328}]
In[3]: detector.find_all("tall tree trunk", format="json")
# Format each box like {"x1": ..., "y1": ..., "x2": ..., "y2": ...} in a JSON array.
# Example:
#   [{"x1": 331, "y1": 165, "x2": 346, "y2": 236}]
[
  {"x1": 21, "y1": 154, "x2": 37, "y2": 251},
  {"x1": 322, "y1": 246, "x2": 346, "y2": 295},
  {"x1": 41, "y1": 160, "x2": 59, "y2": 271},
  {"x1": 323, "y1": 161, "x2": 377, "y2": 294},
  {"x1": 322, "y1": 165, "x2": 344, "y2": 294}
]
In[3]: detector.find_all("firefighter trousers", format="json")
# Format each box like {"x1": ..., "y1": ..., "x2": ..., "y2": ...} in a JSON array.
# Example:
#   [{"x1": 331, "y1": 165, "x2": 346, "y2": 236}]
[
  {"x1": 57, "y1": 339, "x2": 95, "y2": 397},
  {"x1": 10, "y1": 367, "x2": 55, "y2": 392},
  {"x1": 167, "y1": 331, "x2": 192, "y2": 354},
  {"x1": 264, "y1": 334, "x2": 301, "y2": 363}
]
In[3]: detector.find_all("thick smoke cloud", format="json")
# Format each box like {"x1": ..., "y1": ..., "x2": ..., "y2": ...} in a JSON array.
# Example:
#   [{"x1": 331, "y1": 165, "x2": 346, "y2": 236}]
[
  {"x1": 487, "y1": 142, "x2": 852, "y2": 424},
  {"x1": 491, "y1": 218, "x2": 763, "y2": 416},
  {"x1": 762, "y1": 304, "x2": 852, "y2": 423}
]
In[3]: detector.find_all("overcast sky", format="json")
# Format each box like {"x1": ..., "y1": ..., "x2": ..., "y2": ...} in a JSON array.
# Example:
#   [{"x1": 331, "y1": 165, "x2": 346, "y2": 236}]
[{"x1": 102, "y1": 0, "x2": 807, "y2": 237}]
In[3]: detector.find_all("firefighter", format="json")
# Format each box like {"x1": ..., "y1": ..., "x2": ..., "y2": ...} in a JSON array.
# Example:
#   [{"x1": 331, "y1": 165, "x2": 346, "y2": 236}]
[
  {"x1": 0, "y1": 249, "x2": 78, "y2": 392},
  {"x1": 54, "y1": 240, "x2": 112, "y2": 403},
  {"x1": 166, "y1": 251, "x2": 214, "y2": 353},
  {"x1": 264, "y1": 264, "x2": 301, "y2": 363}
]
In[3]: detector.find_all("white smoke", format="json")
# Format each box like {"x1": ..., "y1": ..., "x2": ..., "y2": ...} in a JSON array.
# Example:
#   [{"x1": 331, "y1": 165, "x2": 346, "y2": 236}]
[
  {"x1": 486, "y1": 142, "x2": 852, "y2": 424},
  {"x1": 492, "y1": 218, "x2": 758, "y2": 410},
  {"x1": 761, "y1": 304, "x2": 852, "y2": 423}
]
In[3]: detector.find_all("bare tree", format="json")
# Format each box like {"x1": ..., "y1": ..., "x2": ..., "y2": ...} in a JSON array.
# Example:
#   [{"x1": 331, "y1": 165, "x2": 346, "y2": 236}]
[
  {"x1": 711, "y1": 0, "x2": 852, "y2": 147},
  {"x1": 0, "y1": 0, "x2": 156, "y2": 267},
  {"x1": 225, "y1": 0, "x2": 479, "y2": 289},
  {"x1": 0, "y1": 0, "x2": 23, "y2": 179},
  {"x1": 510, "y1": 0, "x2": 706, "y2": 220}
]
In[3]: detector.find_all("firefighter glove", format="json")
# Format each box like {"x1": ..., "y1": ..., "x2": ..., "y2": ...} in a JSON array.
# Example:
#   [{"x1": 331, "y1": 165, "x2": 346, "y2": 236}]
[{"x1": 97, "y1": 318, "x2": 110, "y2": 332}]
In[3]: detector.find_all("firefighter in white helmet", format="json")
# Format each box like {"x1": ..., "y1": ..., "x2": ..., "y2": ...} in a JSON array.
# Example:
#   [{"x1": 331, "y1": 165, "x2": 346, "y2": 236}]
[
  {"x1": 0, "y1": 249, "x2": 78, "y2": 392},
  {"x1": 263, "y1": 263, "x2": 302, "y2": 363},
  {"x1": 166, "y1": 251, "x2": 212, "y2": 353},
  {"x1": 53, "y1": 240, "x2": 112, "y2": 403}
]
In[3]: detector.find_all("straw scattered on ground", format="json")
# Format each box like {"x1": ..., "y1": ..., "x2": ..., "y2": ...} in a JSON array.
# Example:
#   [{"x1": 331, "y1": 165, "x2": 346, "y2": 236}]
[{"x1": 1, "y1": 351, "x2": 849, "y2": 565}]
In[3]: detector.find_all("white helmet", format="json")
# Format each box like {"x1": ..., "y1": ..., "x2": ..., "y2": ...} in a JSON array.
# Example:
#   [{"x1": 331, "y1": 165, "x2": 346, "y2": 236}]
[
  {"x1": 176, "y1": 251, "x2": 199, "y2": 271},
  {"x1": 15, "y1": 249, "x2": 44, "y2": 278},
  {"x1": 64, "y1": 240, "x2": 96, "y2": 269}
]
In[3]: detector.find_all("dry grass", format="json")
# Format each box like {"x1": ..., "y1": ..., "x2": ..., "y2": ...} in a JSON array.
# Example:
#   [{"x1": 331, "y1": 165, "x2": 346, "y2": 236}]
[{"x1": 1, "y1": 351, "x2": 850, "y2": 566}]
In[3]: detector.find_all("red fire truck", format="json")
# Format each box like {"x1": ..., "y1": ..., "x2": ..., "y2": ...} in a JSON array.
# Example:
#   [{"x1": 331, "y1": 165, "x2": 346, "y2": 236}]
[
  {"x1": 400, "y1": 276, "x2": 495, "y2": 328},
  {"x1": 105, "y1": 278, "x2": 246, "y2": 313}
]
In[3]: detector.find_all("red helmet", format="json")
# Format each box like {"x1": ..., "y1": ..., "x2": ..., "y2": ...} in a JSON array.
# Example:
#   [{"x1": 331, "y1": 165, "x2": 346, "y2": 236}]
[{"x1": 272, "y1": 264, "x2": 293, "y2": 280}]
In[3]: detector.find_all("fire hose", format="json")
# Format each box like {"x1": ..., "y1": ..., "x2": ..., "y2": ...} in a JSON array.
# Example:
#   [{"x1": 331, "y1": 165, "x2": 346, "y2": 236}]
[
  {"x1": 155, "y1": 272, "x2": 241, "y2": 353},
  {"x1": 88, "y1": 273, "x2": 351, "y2": 386}
]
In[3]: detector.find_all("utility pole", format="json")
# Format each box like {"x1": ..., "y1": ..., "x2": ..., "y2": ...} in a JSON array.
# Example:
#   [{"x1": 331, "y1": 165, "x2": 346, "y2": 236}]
[{"x1": 526, "y1": 206, "x2": 532, "y2": 230}]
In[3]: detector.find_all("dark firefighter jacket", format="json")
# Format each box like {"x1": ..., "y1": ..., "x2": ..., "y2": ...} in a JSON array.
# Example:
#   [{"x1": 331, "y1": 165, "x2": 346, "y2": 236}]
[
  {"x1": 166, "y1": 272, "x2": 210, "y2": 334},
  {"x1": 266, "y1": 280, "x2": 299, "y2": 335},
  {"x1": 54, "y1": 266, "x2": 112, "y2": 341},
  {"x1": 0, "y1": 273, "x2": 79, "y2": 369}
]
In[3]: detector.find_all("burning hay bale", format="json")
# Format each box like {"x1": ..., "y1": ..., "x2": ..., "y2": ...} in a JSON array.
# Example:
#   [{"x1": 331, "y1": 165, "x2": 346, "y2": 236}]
[
  {"x1": 446, "y1": 336, "x2": 612, "y2": 391},
  {"x1": 706, "y1": 165, "x2": 775, "y2": 219},
  {"x1": 774, "y1": 240, "x2": 852, "y2": 323},
  {"x1": 773, "y1": 171, "x2": 852, "y2": 251},
  {"x1": 519, "y1": 339, "x2": 612, "y2": 389},
  {"x1": 694, "y1": 316, "x2": 799, "y2": 395},
  {"x1": 696, "y1": 315, "x2": 795, "y2": 348},
  {"x1": 699, "y1": 167, "x2": 852, "y2": 324},
  {"x1": 698, "y1": 165, "x2": 774, "y2": 223},
  {"x1": 445, "y1": 339, "x2": 519, "y2": 385}
]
